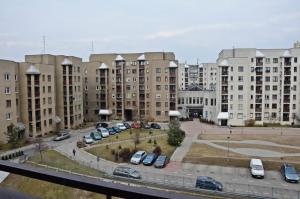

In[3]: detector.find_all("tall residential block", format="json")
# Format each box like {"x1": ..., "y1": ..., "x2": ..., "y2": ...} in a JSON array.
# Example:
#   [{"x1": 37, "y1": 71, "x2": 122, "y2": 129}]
[{"x1": 84, "y1": 52, "x2": 180, "y2": 122}]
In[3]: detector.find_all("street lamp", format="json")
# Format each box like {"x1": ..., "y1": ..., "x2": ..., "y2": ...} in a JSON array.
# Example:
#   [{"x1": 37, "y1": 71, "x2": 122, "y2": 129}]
[{"x1": 227, "y1": 136, "x2": 230, "y2": 162}]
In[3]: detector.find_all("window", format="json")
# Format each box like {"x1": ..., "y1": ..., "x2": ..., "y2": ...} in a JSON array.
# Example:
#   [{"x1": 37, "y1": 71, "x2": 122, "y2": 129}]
[
  {"x1": 273, "y1": 67, "x2": 278, "y2": 72},
  {"x1": 251, "y1": 76, "x2": 254, "y2": 82},
  {"x1": 4, "y1": 73, "x2": 11, "y2": 80},
  {"x1": 272, "y1": 95, "x2": 277, "y2": 100},
  {"x1": 294, "y1": 76, "x2": 297, "y2": 82},
  {"x1": 5, "y1": 113, "x2": 11, "y2": 120},
  {"x1": 273, "y1": 58, "x2": 278, "y2": 63},
  {"x1": 238, "y1": 104, "x2": 243, "y2": 110},
  {"x1": 42, "y1": 75, "x2": 45, "y2": 81},
  {"x1": 251, "y1": 67, "x2": 255, "y2": 72},
  {"x1": 238, "y1": 76, "x2": 243, "y2": 82},
  {"x1": 238, "y1": 95, "x2": 243, "y2": 100},
  {"x1": 156, "y1": 85, "x2": 161, "y2": 91},
  {"x1": 156, "y1": 77, "x2": 161, "y2": 82},
  {"x1": 43, "y1": 98, "x2": 46, "y2": 105},
  {"x1": 273, "y1": 86, "x2": 277, "y2": 91},
  {"x1": 294, "y1": 67, "x2": 297, "y2": 72},
  {"x1": 165, "y1": 85, "x2": 168, "y2": 90},
  {"x1": 272, "y1": 104, "x2": 277, "y2": 109},
  {"x1": 5, "y1": 87, "x2": 10, "y2": 94},
  {"x1": 293, "y1": 104, "x2": 296, "y2": 110},
  {"x1": 6, "y1": 100, "x2": 11, "y2": 108},
  {"x1": 126, "y1": 69, "x2": 130, "y2": 74},
  {"x1": 48, "y1": 108, "x2": 52, "y2": 114},
  {"x1": 165, "y1": 68, "x2": 168, "y2": 73},
  {"x1": 156, "y1": 94, "x2": 161, "y2": 98},
  {"x1": 265, "y1": 85, "x2": 270, "y2": 91},
  {"x1": 48, "y1": 97, "x2": 52, "y2": 105},
  {"x1": 156, "y1": 102, "x2": 161, "y2": 107},
  {"x1": 237, "y1": 113, "x2": 243, "y2": 119},
  {"x1": 47, "y1": 75, "x2": 51, "y2": 82},
  {"x1": 48, "y1": 86, "x2": 51, "y2": 93},
  {"x1": 238, "y1": 85, "x2": 243, "y2": 91},
  {"x1": 265, "y1": 67, "x2": 270, "y2": 73},
  {"x1": 273, "y1": 76, "x2": 278, "y2": 82},
  {"x1": 156, "y1": 111, "x2": 161, "y2": 116},
  {"x1": 266, "y1": 58, "x2": 270, "y2": 63},
  {"x1": 265, "y1": 76, "x2": 270, "y2": 82},
  {"x1": 238, "y1": 66, "x2": 244, "y2": 72},
  {"x1": 156, "y1": 68, "x2": 161, "y2": 73},
  {"x1": 294, "y1": 57, "x2": 298, "y2": 63}
]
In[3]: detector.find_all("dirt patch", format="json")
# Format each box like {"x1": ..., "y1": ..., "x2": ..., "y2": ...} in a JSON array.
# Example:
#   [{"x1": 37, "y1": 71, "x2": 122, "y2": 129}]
[
  {"x1": 184, "y1": 143, "x2": 300, "y2": 171},
  {"x1": 198, "y1": 134, "x2": 300, "y2": 147},
  {"x1": 212, "y1": 142, "x2": 300, "y2": 153}
]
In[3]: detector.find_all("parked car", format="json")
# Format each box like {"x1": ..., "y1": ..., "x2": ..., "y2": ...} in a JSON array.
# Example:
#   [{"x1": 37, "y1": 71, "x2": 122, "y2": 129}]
[
  {"x1": 281, "y1": 164, "x2": 299, "y2": 183},
  {"x1": 154, "y1": 155, "x2": 169, "y2": 168},
  {"x1": 142, "y1": 153, "x2": 158, "y2": 166},
  {"x1": 83, "y1": 135, "x2": 94, "y2": 144},
  {"x1": 130, "y1": 151, "x2": 147, "y2": 164},
  {"x1": 195, "y1": 176, "x2": 223, "y2": 191},
  {"x1": 113, "y1": 166, "x2": 141, "y2": 179},
  {"x1": 250, "y1": 159, "x2": 264, "y2": 178},
  {"x1": 107, "y1": 127, "x2": 117, "y2": 135},
  {"x1": 98, "y1": 127, "x2": 109, "y2": 138},
  {"x1": 131, "y1": 122, "x2": 141, "y2": 129},
  {"x1": 123, "y1": 122, "x2": 131, "y2": 129},
  {"x1": 96, "y1": 122, "x2": 108, "y2": 128},
  {"x1": 112, "y1": 126, "x2": 121, "y2": 133},
  {"x1": 150, "y1": 123, "x2": 161, "y2": 129},
  {"x1": 141, "y1": 122, "x2": 150, "y2": 129},
  {"x1": 116, "y1": 123, "x2": 127, "y2": 131},
  {"x1": 53, "y1": 130, "x2": 71, "y2": 141},
  {"x1": 90, "y1": 131, "x2": 102, "y2": 141}
]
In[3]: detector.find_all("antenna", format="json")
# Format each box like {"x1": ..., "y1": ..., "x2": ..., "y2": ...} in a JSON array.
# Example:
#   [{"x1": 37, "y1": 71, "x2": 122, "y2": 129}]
[
  {"x1": 197, "y1": 58, "x2": 199, "y2": 65},
  {"x1": 91, "y1": 40, "x2": 94, "y2": 52},
  {"x1": 43, "y1": 35, "x2": 46, "y2": 54},
  {"x1": 232, "y1": 45, "x2": 235, "y2": 57}
]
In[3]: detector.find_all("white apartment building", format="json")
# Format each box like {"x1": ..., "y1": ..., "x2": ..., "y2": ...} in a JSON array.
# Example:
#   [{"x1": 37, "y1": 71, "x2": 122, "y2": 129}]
[{"x1": 216, "y1": 42, "x2": 300, "y2": 126}]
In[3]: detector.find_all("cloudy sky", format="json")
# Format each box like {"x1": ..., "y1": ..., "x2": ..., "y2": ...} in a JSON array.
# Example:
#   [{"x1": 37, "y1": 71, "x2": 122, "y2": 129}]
[{"x1": 1, "y1": 0, "x2": 300, "y2": 63}]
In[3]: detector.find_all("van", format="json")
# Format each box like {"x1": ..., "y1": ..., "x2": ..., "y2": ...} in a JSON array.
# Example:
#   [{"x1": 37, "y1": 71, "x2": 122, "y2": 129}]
[
  {"x1": 195, "y1": 176, "x2": 223, "y2": 191},
  {"x1": 250, "y1": 159, "x2": 264, "y2": 178}
]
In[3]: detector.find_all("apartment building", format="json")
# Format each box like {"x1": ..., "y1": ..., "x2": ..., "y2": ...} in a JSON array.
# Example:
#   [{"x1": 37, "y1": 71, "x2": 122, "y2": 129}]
[
  {"x1": 216, "y1": 42, "x2": 300, "y2": 126},
  {"x1": 25, "y1": 55, "x2": 84, "y2": 130},
  {"x1": 84, "y1": 52, "x2": 179, "y2": 122},
  {"x1": 0, "y1": 60, "x2": 20, "y2": 142},
  {"x1": 178, "y1": 63, "x2": 217, "y2": 91}
]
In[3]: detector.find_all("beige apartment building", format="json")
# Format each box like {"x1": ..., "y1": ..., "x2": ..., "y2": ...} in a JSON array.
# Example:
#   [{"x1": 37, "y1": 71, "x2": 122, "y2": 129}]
[
  {"x1": 0, "y1": 54, "x2": 84, "y2": 142},
  {"x1": 84, "y1": 52, "x2": 180, "y2": 122},
  {"x1": 0, "y1": 60, "x2": 20, "y2": 142}
]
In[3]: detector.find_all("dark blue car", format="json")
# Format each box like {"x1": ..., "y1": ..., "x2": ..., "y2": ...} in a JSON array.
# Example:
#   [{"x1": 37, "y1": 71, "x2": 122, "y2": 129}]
[
  {"x1": 281, "y1": 164, "x2": 299, "y2": 183},
  {"x1": 142, "y1": 153, "x2": 158, "y2": 166},
  {"x1": 112, "y1": 126, "x2": 121, "y2": 133},
  {"x1": 107, "y1": 127, "x2": 117, "y2": 135}
]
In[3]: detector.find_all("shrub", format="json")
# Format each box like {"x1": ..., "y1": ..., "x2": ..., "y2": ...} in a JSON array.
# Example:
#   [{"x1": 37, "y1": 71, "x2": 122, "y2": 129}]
[
  {"x1": 118, "y1": 145, "x2": 122, "y2": 150},
  {"x1": 149, "y1": 130, "x2": 153, "y2": 135},
  {"x1": 116, "y1": 136, "x2": 119, "y2": 139},
  {"x1": 111, "y1": 149, "x2": 116, "y2": 155},
  {"x1": 153, "y1": 146, "x2": 162, "y2": 155},
  {"x1": 119, "y1": 148, "x2": 131, "y2": 162},
  {"x1": 148, "y1": 139, "x2": 152, "y2": 143},
  {"x1": 167, "y1": 120, "x2": 185, "y2": 146},
  {"x1": 153, "y1": 139, "x2": 157, "y2": 145}
]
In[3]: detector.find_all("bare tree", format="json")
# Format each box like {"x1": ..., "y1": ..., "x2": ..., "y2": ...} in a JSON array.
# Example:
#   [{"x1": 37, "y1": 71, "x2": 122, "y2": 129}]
[{"x1": 36, "y1": 138, "x2": 48, "y2": 162}]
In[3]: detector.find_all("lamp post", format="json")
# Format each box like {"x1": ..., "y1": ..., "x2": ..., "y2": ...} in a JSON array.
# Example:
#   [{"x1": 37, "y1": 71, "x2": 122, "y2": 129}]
[{"x1": 227, "y1": 136, "x2": 230, "y2": 162}]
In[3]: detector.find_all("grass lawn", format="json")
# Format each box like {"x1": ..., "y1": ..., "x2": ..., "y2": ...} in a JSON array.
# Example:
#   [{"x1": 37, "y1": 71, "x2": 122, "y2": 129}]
[
  {"x1": 198, "y1": 134, "x2": 300, "y2": 147},
  {"x1": 183, "y1": 143, "x2": 300, "y2": 171},
  {"x1": 0, "y1": 139, "x2": 31, "y2": 153},
  {"x1": 87, "y1": 135, "x2": 175, "y2": 163},
  {"x1": 1, "y1": 150, "x2": 108, "y2": 199},
  {"x1": 94, "y1": 128, "x2": 165, "y2": 145}
]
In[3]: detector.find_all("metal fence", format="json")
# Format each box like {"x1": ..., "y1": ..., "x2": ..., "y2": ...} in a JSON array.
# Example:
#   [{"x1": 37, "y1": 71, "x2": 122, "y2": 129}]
[{"x1": 41, "y1": 151, "x2": 300, "y2": 199}]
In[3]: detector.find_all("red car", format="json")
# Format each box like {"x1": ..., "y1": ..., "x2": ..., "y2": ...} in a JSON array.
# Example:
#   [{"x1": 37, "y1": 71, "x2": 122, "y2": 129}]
[{"x1": 131, "y1": 122, "x2": 141, "y2": 129}]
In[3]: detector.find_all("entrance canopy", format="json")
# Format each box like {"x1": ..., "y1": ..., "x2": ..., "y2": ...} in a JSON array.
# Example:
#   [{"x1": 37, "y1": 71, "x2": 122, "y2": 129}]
[
  {"x1": 217, "y1": 112, "x2": 229, "y2": 120},
  {"x1": 168, "y1": 110, "x2": 181, "y2": 117},
  {"x1": 99, "y1": 109, "x2": 112, "y2": 115}
]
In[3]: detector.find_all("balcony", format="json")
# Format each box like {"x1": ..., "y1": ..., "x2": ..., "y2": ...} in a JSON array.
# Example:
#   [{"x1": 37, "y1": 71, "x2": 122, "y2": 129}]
[
  {"x1": 222, "y1": 99, "x2": 228, "y2": 103},
  {"x1": 284, "y1": 61, "x2": 292, "y2": 66},
  {"x1": 256, "y1": 81, "x2": 262, "y2": 85},
  {"x1": 255, "y1": 99, "x2": 262, "y2": 103},
  {"x1": 169, "y1": 72, "x2": 176, "y2": 77},
  {"x1": 256, "y1": 90, "x2": 262, "y2": 94},
  {"x1": 34, "y1": 81, "x2": 40, "y2": 86},
  {"x1": 284, "y1": 80, "x2": 291, "y2": 85},
  {"x1": 255, "y1": 108, "x2": 262, "y2": 112},
  {"x1": 284, "y1": 89, "x2": 290, "y2": 94},
  {"x1": 222, "y1": 90, "x2": 228, "y2": 94},
  {"x1": 221, "y1": 81, "x2": 228, "y2": 85},
  {"x1": 221, "y1": 71, "x2": 228, "y2": 76}
]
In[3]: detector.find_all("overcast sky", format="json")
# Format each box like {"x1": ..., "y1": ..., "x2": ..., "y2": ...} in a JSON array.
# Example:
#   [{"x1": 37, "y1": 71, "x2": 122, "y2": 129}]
[{"x1": 1, "y1": 0, "x2": 300, "y2": 63}]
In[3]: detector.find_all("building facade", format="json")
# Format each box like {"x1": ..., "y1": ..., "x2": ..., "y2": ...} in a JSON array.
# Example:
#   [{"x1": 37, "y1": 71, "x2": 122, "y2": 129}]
[
  {"x1": 216, "y1": 42, "x2": 300, "y2": 126},
  {"x1": 84, "y1": 52, "x2": 180, "y2": 122}
]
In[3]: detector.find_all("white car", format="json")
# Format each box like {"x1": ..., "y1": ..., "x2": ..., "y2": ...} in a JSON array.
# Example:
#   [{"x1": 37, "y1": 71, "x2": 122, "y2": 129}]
[
  {"x1": 130, "y1": 151, "x2": 147, "y2": 164},
  {"x1": 250, "y1": 159, "x2": 264, "y2": 178},
  {"x1": 83, "y1": 135, "x2": 93, "y2": 144},
  {"x1": 99, "y1": 127, "x2": 109, "y2": 138},
  {"x1": 116, "y1": 123, "x2": 127, "y2": 131}
]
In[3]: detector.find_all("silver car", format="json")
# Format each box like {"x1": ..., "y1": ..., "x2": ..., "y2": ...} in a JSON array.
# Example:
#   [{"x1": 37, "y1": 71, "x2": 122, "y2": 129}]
[{"x1": 113, "y1": 166, "x2": 141, "y2": 179}]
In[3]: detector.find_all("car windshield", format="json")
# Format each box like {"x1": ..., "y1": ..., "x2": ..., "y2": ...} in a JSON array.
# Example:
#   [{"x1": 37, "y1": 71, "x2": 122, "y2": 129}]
[
  {"x1": 85, "y1": 136, "x2": 91, "y2": 139},
  {"x1": 133, "y1": 154, "x2": 141, "y2": 158},
  {"x1": 286, "y1": 167, "x2": 297, "y2": 174},
  {"x1": 253, "y1": 165, "x2": 263, "y2": 170},
  {"x1": 157, "y1": 156, "x2": 165, "y2": 161}
]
